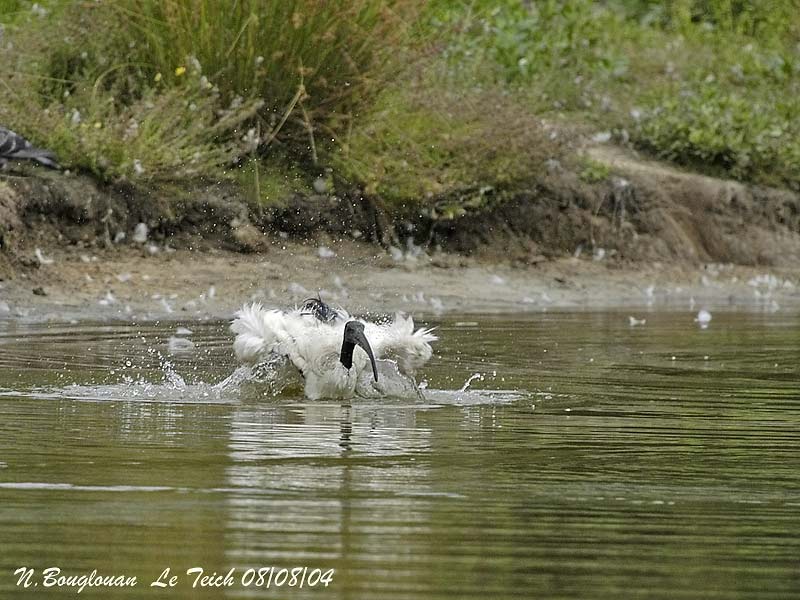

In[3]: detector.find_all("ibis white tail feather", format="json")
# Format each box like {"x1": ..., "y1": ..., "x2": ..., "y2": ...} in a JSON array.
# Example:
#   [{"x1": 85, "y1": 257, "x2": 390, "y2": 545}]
[{"x1": 231, "y1": 303, "x2": 287, "y2": 363}]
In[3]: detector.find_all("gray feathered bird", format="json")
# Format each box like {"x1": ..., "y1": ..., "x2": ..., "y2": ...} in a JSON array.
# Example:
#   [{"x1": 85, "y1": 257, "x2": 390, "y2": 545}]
[{"x1": 0, "y1": 126, "x2": 60, "y2": 169}]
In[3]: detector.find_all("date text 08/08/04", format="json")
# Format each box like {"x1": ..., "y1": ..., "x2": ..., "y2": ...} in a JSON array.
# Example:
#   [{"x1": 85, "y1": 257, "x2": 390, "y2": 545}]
[{"x1": 14, "y1": 566, "x2": 335, "y2": 592}]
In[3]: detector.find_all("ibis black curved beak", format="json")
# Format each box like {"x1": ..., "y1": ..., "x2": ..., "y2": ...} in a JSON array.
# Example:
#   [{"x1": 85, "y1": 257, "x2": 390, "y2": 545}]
[{"x1": 340, "y1": 321, "x2": 379, "y2": 382}]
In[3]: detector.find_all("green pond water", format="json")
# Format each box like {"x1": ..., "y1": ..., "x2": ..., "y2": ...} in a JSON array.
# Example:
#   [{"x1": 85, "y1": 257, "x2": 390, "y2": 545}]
[{"x1": 0, "y1": 311, "x2": 798, "y2": 599}]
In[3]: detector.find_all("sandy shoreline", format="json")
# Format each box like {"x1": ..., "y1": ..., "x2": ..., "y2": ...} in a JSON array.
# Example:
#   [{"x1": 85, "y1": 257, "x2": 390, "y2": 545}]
[
  {"x1": 3, "y1": 138, "x2": 799, "y2": 327},
  {"x1": 1, "y1": 241, "x2": 798, "y2": 323}
]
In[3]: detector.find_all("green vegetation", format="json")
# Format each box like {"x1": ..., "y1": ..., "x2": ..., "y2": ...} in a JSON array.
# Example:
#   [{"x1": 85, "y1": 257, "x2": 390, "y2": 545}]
[
  {"x1": 580, "y1": 158, "x2": 612, "y2": 184},
  {"x1": 237, "y1": 155, "x2": 314, "y2": 209},
  {"x1": 425, "y1": 0, "x2": 800, "y2": 189},
  {"x1": 332, "y1": 81, "x2": 558, "y2": 214},
  {"x1": 104, "y1": 0, "x2": 402, "y2": 149},
  {"x1": 0, "y1": 0, "x2": 402, "y2": 184},
  {"x1": 1, "y1": 0, "x2": 798, "y2": 207}
]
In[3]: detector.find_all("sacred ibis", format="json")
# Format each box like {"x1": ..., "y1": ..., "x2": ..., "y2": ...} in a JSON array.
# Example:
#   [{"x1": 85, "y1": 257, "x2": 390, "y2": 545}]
[
  {"x1": 231, "y1": 298, "x2": 437, "y2": 399},
  {"x1": 0, "y1": 126, "x2": 60, "y2": 169}
]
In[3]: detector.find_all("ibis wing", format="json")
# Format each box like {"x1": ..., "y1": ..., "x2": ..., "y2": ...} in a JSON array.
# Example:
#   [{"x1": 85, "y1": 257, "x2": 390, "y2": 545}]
[
  {"x1": 367, "y1": 313, "x2": 437, "y2": 375},
  {"x1": 231, "y1": 303, "x2": 308, "y2": 373}
]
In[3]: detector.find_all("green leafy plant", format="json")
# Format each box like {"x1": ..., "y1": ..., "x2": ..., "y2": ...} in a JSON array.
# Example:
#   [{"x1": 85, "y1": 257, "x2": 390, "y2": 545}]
[{"x1": 636, "y1": 84, "x2": 799, "y2": 187}]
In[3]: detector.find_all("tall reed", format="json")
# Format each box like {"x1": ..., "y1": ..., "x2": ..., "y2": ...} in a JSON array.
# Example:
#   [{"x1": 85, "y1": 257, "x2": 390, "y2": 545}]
[{"x1": 105, "y1": 0, "x2": 408, "y2": 153}]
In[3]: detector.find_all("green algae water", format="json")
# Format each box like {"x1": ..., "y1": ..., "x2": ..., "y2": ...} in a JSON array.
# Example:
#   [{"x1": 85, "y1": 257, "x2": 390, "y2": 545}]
[{"x1": 0, "y1": 311, "x2": 798, "y2": 599}]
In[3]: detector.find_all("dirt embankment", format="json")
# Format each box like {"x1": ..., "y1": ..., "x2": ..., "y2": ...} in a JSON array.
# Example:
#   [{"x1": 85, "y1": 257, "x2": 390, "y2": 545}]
[
  {"x1": 1, "y1": 145, "x2": 799, "y2": 320},
  {"x1": 441, "y1": 146, "x2": 800, "y2": 266}
]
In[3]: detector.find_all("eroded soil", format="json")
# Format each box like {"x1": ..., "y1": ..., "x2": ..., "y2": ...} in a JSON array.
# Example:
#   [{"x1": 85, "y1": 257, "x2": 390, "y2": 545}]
[{"x1": 2, "y1": 144, "x2": 799, "y2": 321}]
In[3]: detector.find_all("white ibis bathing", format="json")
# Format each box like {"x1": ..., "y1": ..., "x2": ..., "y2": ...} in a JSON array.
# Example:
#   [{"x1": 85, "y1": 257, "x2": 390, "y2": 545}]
[
  {"x1": 231, "y1": 298, "x2": 437, "y2": 399},
  {"x1": 0, "y1": 126, "x2": 60, "y2": 169}
]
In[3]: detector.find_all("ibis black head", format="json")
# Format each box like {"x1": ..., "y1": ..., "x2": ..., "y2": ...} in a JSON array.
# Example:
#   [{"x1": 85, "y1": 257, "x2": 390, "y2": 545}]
[
  {"x1": 340, "y1": 321, "x2": 379, "y2": 382},
  {"x1": 300, "y1": 296, "x2": 338, "y2": 323}
]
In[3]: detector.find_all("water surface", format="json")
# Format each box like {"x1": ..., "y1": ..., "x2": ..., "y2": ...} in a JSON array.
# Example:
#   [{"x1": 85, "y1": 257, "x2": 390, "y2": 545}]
[{"x1": 0, "y1": 311, "x2": 798, "y2": 598}]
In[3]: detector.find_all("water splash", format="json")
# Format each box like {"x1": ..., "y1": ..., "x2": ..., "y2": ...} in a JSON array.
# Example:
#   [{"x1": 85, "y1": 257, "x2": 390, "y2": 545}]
[
  {"x1": 423, "y1": 387, "x2": 524, "y2": 406},
  {"x1": 356, "y1": 359, "x2": 424, "y2": 400},
  {"x1": 214, "y1": 354, "x2": 299, "y2": 397},
  {"x1": 460, "y1": 372, "x2": 484, "y2": 392},
  {"x1": 0, "y1": 336, "x2": 519, "y2": 406}
]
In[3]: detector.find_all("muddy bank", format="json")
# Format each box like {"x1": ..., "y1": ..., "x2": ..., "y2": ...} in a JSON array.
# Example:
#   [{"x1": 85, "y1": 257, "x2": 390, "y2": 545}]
[
  {"x1": 1, "y1": 145, "x2": 800, "y2": 321},
  {"x1": 1, "y1": 239, "x2": 799, "y2": 324},
  {"x1": 2, "y1": 145, "x2": 800, "y2": 270},
  {"x1": 440, "y1": 146, "x2": 800, "y2": 265}
]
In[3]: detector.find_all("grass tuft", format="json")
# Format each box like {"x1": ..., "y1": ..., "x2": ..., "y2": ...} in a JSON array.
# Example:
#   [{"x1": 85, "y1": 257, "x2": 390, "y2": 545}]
[
  {"x1": 332, "y1": 75, "x2": 562, "y2": 216},
  {"x1": 1, "y1": 0, "x2": 408, "y2": 183},
  {"x1": 94, "y1": 0, "x2": 409, "y2": 154}
]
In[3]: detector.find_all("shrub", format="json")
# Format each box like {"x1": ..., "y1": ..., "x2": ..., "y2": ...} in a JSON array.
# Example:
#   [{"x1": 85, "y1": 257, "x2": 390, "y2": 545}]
[
  {"x1": 635, "y1": 84, "x2": 799, "y2": 188},
  {"x1": 1, "y1": 56, "x2": 261, "y2": 182}
]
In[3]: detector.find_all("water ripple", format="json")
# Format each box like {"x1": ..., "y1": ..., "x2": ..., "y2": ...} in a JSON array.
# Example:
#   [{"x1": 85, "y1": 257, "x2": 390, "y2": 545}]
[{"x1": 0, "y1": 312, "x2": 798, "y2": 599}]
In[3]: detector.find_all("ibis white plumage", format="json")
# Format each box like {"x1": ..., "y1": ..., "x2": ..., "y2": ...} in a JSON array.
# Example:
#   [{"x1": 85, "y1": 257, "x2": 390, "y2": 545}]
[{"x1": 231, "y1": 298, "x2": 437, "y2": 399}]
